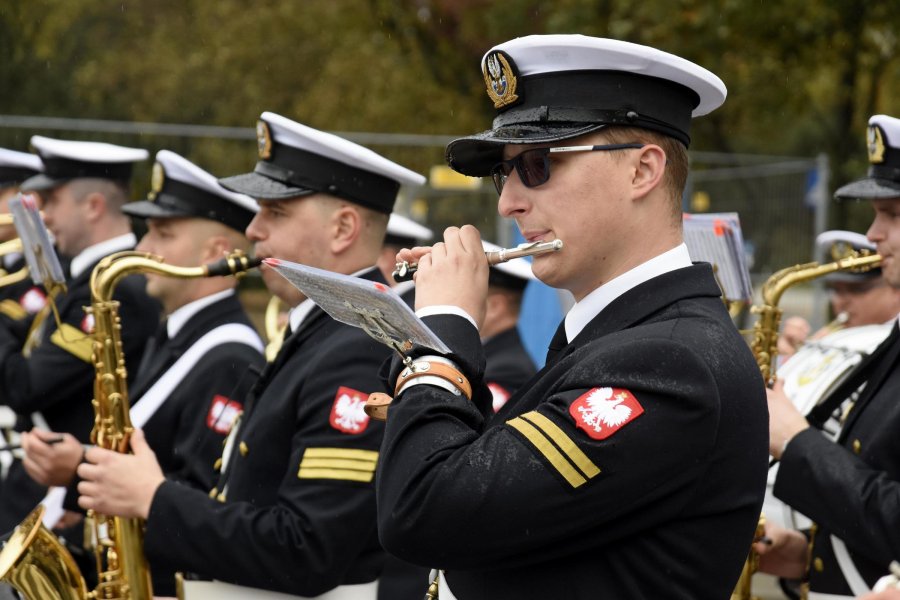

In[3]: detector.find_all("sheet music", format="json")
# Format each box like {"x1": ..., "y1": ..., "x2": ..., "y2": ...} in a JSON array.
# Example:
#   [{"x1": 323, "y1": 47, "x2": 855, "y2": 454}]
[
  {"x1": 683, "y1": 212, "x2": 753, "y2": 302},
  {"x1": 266, "y1": 258, "x2": 450, "y2": 354},
  {"x1": 9, "y1": 193, "x2": 66, "y2": 286}
]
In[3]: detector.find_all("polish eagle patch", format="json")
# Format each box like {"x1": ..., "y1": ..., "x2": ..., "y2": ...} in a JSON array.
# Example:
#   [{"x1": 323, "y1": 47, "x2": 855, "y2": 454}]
[
  {"x1": 488, "y1": 382, "x2": 511, "y2": 413},
  {"x1": 80, "y1": 313, "x2": 95, "y2": 334},
  {"x1": 19, "y1": 287, "x2": 47, "y2": 314},
  {"x1": 329, "y1": 386, "x2": 370, "y2": 434},
  {"x1": 207, "y1": 395, "x2": 243, "y2": 434},
  {"x1": 569, "y1": 387, "x2": 644, "y2": 440}
]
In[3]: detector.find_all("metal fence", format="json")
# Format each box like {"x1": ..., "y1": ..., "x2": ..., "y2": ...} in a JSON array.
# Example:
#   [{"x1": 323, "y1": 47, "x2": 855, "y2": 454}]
[{"x1": 0, "y1": 114, "x2": 832, "y2": 329}]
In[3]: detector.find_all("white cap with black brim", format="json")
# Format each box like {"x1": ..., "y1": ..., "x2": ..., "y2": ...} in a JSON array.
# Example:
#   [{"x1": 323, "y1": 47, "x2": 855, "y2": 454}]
[
  {"x1": 0, "y1": 148, "x2": 43, "y2": 189},
  {"x1": 384, "y1": 213, "x2": 434, "y2": 247},
  {"x1": 220, "y1": 112, "x2": 426, "y2": 214},
  {"x1": 21, "y1": 136, "x2": 148, "y2": 192},
  {"x1": 835, "y1": 115, "x2": 900, "y2": 201},
  {"x1": 122, "y1": 150, "x2": 258, "y2": 234},
  {"x1": 446, "y1": 35, "x2": 727, "y2": 177}
]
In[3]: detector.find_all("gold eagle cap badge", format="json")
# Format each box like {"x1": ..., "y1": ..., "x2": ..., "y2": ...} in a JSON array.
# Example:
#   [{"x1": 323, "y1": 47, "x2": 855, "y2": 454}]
[
  {"x1": 149, "y1": 162, "x2": 164, "y2": 200},
  {"x1": 257, "y1": 120, "x2": 273, "y2": 160},
  {"x1": 483, "y1": 50, "x2": 519, "y2": 110},
  {"x1": 868, "y1": 125, "x2": 886, "y2": 164}
]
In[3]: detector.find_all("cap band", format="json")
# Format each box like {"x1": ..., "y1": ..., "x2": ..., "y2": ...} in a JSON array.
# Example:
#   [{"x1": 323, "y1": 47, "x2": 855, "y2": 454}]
[
  {"x1": 41, "y1": 156, "x2": 133, "y2": 182},
  {"x1": 869, "y1": 164, "x2": 900, "y2": 183},
  {"x1": 493, "y1": 71, "x2": 699, "y2": 146},
  {"x1": 0, "y1": 166, "x2": 40, "y2": 188},
  {"x1": 254, "y1": 144, "x2": 399, "y2": 213},
  {"x1": 151, "y1": 178, "x2": 254, "y2": 232}
]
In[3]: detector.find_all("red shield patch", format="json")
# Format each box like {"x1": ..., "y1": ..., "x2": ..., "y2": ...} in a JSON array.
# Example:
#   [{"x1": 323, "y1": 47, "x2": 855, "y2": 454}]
[
  {"x1": 329, "y1": 386, "x2": 370, "y2": 434},
  {"x1": 569, "y1": 387, "x2": 644, "y2": 440},
  {"x1": 80, "y1": 313, "x2": 95, "y2": 334},
  {"x1": 488, "y1": 382, "x2": 511, "y2": 413},
  {"x1": 207, "y1": 395, "x2": 243, "y2": 434},
  {"x1": 19, "y1": 287, "x2": 47, "y2": 314}
]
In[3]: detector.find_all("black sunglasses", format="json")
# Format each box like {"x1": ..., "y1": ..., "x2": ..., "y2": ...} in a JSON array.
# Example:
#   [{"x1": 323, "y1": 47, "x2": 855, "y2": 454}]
[{"x1": 490, "y1": 143, "x2": 645, "y2": 194}]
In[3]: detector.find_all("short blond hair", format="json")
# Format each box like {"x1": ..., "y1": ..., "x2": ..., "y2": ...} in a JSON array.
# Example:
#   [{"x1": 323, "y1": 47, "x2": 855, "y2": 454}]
[{"x1": 598, "y1": 126, "x2": 688, "y2": 221}]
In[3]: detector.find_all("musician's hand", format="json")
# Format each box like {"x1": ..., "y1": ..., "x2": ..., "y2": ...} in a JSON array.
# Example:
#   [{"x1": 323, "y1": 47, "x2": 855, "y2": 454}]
[
  {"x1": 21, "y1": 429, "x2": 82, "y2": 487},
  {"x1": 402, "y1": 225, "x2": 489, "y2": 328},
  {"x1": 77, "y1": 429, "x2": 164, "y2": 519},
  {"x1": 753, "y1": 521, "x2": 809, "y2": 579},
  {"x1": 767, "y1": 379, "x2": 809, "y2": 459}
]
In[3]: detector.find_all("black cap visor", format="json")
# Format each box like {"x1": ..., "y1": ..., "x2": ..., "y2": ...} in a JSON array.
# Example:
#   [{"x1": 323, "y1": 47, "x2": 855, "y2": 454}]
[
  {"x1": 219, "y1": 171, "x2": 316, "y2": 201},
  {"x1": 19, "y1": 173, "x2": 68, "y2": 193},
  {"x1": 446, "y1": 123, "x2": 607, "y2": 177},
  {"x1": 834, "y1": 177, "x2": 900, "y2": 201}
]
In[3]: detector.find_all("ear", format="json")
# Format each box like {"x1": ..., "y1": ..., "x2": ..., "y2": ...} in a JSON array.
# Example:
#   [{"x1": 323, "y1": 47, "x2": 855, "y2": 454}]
[
  {"x1": 83, "y1": 192, "x2": 106, "y2": 222},
  {"x1": 630, "y1": 144, "x2": 667, "y2": 200},
  {"x1": 200, "y1": 235, "x2": 230, "y2": 263},
  {"x1": 330, "y1": 205, "x2": 361, "y2": 254}
]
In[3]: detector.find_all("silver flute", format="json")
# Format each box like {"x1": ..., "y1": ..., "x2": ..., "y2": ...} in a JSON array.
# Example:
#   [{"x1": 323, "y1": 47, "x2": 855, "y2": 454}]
[{"x1": 392, "y1": 239, "x2": 564, "y2": 282}]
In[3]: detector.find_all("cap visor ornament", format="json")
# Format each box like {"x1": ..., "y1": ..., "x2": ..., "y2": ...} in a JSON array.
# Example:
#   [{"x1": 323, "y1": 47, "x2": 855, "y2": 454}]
[
  {"x1": 483, "y1": 51, "x2": 519, "y2": 109},
  {"x1": 257, "y1": 120, "x2": 273, "y2": 160}
]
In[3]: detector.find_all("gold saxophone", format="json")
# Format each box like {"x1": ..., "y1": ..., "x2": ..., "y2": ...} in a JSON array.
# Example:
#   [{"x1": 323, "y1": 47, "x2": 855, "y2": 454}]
[
  {"x1": 0, "y1": 238, "x2": 29, "y2": 287},
  {"x1": 731, "y1": 246, "x2": 881, "y2": 600},
  {"x1": 0, "y1": 250, "x2": 259, "y2": 600}
]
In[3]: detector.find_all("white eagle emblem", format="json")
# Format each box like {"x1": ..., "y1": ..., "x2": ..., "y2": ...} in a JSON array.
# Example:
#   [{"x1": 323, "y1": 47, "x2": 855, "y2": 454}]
[
  {"x1": 331, "y1": 390, "x2": 369, "y2": 433},
  {"x1": 577, "y1": 387, "x2": 633, "y2": 432}
]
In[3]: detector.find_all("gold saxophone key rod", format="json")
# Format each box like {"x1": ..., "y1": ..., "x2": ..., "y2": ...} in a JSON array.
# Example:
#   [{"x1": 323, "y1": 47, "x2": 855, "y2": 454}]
[{"x1": 392, "y1": 239, "x2": 563, "y2": 282}]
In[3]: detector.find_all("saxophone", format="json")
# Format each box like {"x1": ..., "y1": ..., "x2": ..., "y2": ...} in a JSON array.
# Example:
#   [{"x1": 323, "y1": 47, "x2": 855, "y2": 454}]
[
  {"x1": 0, "y1": 250, "x2": 258, "y2": 600},
  {"x1": 731, "y1": 246, "x2": 881, "y2": 600}
]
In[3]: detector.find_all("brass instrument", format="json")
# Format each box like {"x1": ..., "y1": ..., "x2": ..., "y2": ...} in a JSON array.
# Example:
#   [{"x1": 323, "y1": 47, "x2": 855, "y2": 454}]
[
  {"x1": 0, "y1": 250, "x2": 259, "y2": 600},
  {"x1": 0, "y1": 238, "x2": 29, "y2": 287},
  {"x1": 731, "y1": 247, "x2": 882, "y2": 600},
  {"x1": 392, "y1": 239, "x2": 564, "y2": 282}
]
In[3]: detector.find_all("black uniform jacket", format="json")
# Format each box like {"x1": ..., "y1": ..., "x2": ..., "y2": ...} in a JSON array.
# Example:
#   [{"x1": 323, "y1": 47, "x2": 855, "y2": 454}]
[
  {"x1": 132, "y1": 293, "x2": 264, "y2": 491},
  {"x1": 483, "y1": 326, "x2": 536, "y2": 412},
  {"x1": 0, "y1": 253, "x2": 160, "y2": 531},
  {"x1": 144, "y1": 268, "x2": 392, "y2": 596},
  {"x1": 376, "y1": 263, "x2": 769, "y2": 600},
  {"x1": 775, "y1": 323, "x2": 900, "y2": 595}
]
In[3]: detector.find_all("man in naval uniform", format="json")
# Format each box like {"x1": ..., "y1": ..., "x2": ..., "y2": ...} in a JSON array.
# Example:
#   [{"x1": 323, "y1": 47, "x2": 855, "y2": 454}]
[
  {"x1": 759, "y1": 114, "x2": 900, "y2": 599},
  {"x1": 812, "y1": 230, "x2": 900, "y2": 336},
  {"x1": 20, "y1": 149, "x2": 264, "y2": 596},
  {"x1": 0, "y1": 137, "x2": 160, "y2": 532},
  {"x1": 375, "y1": 35, "x2": 769, "y2": 599},
  {"x1": 76, "y1": 112, "x2": 426, "y2": 599}
]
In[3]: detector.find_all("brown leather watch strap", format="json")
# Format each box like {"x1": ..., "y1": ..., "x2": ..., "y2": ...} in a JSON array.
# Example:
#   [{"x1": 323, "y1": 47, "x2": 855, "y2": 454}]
[{"x1": 394, "y1": 361, "x2": 473, "y2": 400}]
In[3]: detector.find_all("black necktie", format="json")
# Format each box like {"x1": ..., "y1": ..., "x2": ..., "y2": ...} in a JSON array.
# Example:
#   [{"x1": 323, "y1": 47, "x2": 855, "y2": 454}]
[{"x1": 545, "y1": 320, "x2": 568, "y2": 365}]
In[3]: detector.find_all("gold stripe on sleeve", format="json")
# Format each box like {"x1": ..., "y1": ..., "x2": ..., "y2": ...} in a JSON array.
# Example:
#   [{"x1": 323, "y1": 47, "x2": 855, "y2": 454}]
[
  {"x1": 521, "y1": 411, "x2": 600, "y2": 478},
  {"x1": 508, "y1": 417, "x2": 587, "y2": 488}
]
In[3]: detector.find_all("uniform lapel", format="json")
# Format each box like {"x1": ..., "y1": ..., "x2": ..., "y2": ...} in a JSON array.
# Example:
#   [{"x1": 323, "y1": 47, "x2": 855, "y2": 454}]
[{"x1": 838, "y1": 324, "x2": 900, "y2": 436}]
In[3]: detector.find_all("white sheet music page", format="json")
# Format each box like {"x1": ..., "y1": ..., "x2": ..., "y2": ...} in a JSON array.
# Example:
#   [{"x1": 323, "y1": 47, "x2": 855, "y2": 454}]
[{"x1": 265, "y1": 258, "x2": 451, "y2": 354}]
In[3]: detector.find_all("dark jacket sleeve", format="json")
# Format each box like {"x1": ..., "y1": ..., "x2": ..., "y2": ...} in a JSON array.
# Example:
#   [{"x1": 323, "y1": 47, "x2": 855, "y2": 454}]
[{"x1": 775, "y1": 427, "x2": 900, "y2": 566}]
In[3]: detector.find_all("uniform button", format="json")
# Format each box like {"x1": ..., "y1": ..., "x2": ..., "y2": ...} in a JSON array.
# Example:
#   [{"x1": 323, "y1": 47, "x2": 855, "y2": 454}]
[
  {"x1": 852, "y1": 439, "x2": 862, "y2": 454},
  {"x1": 213, "y1": 458, "x2": 222, "y2": 471},
  {"x1": 208, "y1": 486, "x2": 218, "y2": 498},
  {"x1": 217, "y1": 492, "x2": 227, "y2": 503},
  {"x1": 813, "y1": 557, "x2": 824, "y2": 572},
  {"x1": 239, "y1": 442, "x2": 249, "y2": 456}
]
